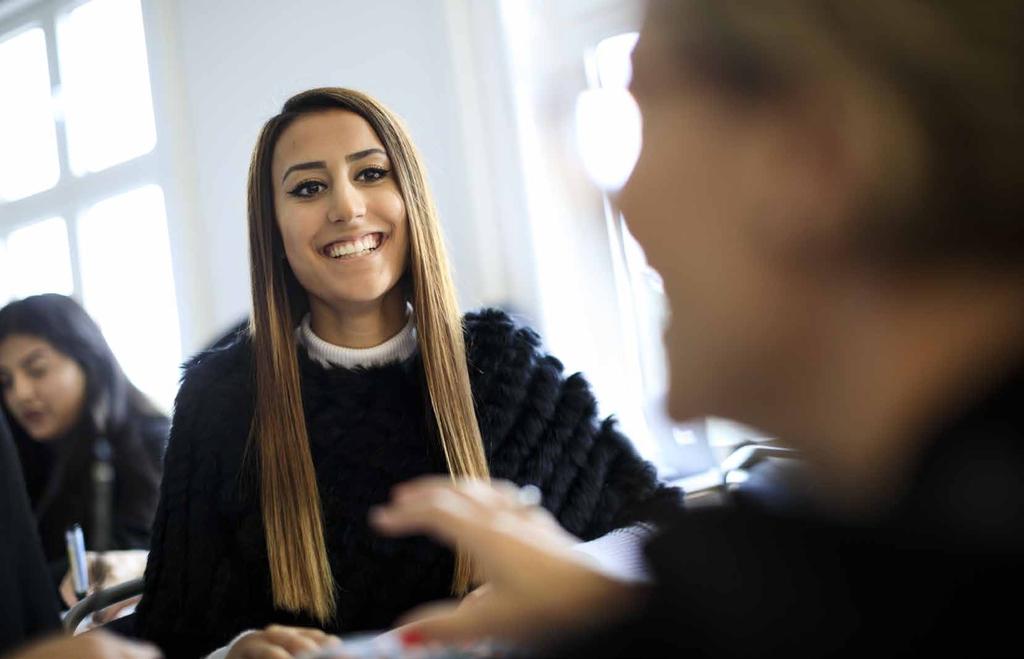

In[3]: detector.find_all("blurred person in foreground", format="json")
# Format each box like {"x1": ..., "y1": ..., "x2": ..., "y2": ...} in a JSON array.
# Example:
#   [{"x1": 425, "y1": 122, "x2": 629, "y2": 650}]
[{"x1": 372, "y1": 0, "x2": 1024, "y2": 655}]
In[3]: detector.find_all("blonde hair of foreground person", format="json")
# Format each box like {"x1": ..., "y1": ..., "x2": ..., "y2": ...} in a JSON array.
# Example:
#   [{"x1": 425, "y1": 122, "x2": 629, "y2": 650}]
[{"x1": 246, "y1": 87, "x2": 489, "y2": 623}]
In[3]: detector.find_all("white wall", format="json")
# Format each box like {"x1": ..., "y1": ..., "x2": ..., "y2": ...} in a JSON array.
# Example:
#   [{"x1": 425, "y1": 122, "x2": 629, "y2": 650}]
[{"x1": 160, "y1": 0, "x2": 504, "y2": 351}]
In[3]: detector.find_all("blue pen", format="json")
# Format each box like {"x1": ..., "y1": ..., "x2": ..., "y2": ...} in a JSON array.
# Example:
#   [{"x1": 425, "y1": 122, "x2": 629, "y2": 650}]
[{"x1": 65, "y1": 523, "x2": 89, "y2": 600}]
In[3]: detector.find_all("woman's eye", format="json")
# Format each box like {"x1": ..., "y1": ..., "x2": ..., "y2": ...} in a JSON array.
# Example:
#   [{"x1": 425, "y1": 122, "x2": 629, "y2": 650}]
[
  {"x1": 288, "y1": 180, "x2": 327, "y2": 197},
  {"x1": 355, "y1": 167, "x2": 389, "y2": 183},
  {"x1": 27, "y1": 367, "x2": 47, "y2": 380}
]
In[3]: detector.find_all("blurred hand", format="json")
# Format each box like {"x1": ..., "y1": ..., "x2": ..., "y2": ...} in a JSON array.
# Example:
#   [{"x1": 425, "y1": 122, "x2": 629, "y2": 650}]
[
  {"x1": 225, "y1": 625, "x2": 341, "y2": 659},
  {"x1": 61, "y1": 549, "x2": 148, "y2": 606},
  {"x1": 61, "y1": 550, "x2": 148, "y2": 626},
  {"x1": 370, "y1": 477, "x2": 640, "y2": 646},
  {"x1": 8, "y1": 630, "x2": 161, "y2": 659}
]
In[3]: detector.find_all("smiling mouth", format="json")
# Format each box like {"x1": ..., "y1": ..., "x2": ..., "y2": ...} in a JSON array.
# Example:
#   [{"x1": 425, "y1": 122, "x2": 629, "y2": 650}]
[{"x1": 322, "y1": 232, "x2": 386, "y2": 260}]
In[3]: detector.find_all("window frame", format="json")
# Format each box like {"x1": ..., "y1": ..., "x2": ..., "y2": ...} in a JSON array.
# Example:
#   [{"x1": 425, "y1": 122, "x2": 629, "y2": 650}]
[
  {"x1": 0, "y1": 0, "x2": 162, "y2": 295},
  {"x1": 480, "y1": 0, "x2": 771, "y2": 480},
  {"x1": 0, "y1": 0, "x2": 210, "y2": 410}
]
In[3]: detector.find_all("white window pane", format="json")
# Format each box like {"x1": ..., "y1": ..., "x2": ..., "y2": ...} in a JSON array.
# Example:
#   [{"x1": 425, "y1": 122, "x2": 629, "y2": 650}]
[
  {"x1": 0, "y1": 28, "x2": 60, "y2": 201},
  {"x1": 595, "y1": 32, "x2": 639, "y2": 89},
  {"x1": 575, "y1": 88, "x2": 642, "y2": 190},
  {"x1": 5, "y1": 218, "x2": 74, "y2": 298},
  {"x1": 78, "y1": 185, "x2": 180, "y2": 412},
  {"x1": 58, "y1": 0, "x2": 157, "y2": 175},
  {"x1": 576, "y1": 33, "x2": 642, "y2": 191},
  {"x1": 0, "y1": 239, "x2": 11, "y2": 304}
]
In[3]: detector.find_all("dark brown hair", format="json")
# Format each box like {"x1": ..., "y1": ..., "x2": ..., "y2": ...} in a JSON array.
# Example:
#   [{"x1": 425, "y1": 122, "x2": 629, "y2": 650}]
[{"x1": 651, "y1": 0, "x2": 1023, "y2": 267}]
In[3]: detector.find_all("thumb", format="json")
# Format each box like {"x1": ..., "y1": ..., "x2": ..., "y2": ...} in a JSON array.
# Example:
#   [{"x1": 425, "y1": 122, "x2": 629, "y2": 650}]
[
  {"x1": 59, "y1": 574, "x2": 79, "y2": 607},
  {"x1": 394, "y1": 608, "x2": 481, "y2": 646},
  {"x1": 394, "y1": 599, "x2": 461, "y2": 631},
  {"x1": 396, "y1": 592, "x2": 520, "y2": 646}
]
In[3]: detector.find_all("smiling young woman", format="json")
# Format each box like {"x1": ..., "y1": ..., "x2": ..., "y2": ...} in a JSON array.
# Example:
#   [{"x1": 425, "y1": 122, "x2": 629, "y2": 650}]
[{"x1": 132, "y1": 88, "x2": 678, "y2": 659}]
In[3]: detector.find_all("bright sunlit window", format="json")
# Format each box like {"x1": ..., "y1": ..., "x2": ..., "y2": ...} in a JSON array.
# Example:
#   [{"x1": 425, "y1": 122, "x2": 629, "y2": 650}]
[
  {"x1": 58, "y1": 0, "x2": 157, "y2": 175},
  {"x1": 0, "y1": 240, "x2": 8, "y2": 303},
  {"x1": 575, "y1": 32, "x2": 641, "y2": 191},
  {"x1": 0, "y1": 27, "x2": 60, "y2": 201},
  {"x1": 78, "y1": 186, "x2": 181, "y2": 409},
  {"x1": 5, "y1": 218, "x2": 74, "y2": 299},
  {"x1": 579, "y1": 31, "x2": 766, "y2": 478},
  {"x1": 0, "y1": 0, "x2": 181, "y2": 411}
]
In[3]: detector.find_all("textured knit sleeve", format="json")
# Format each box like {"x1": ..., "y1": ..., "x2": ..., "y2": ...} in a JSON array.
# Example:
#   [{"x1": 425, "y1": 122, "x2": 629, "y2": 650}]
[
  {"x1": 465, "y1": 309, "x2": 682, "y2": 541},
  {"x1": 134, "y1": 349, "x2": 250, "y2": 659}
]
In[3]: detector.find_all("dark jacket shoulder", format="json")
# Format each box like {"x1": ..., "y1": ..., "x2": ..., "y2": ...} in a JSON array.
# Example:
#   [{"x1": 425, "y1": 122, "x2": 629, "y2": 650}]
[
  {"x1": 463, "y1": 308, "x2": 677, "y2": 537},
  {"x1": 176, "y1": 336, "x2": 254, "y2": 428},
  {"x1": 180, "y1": 333, "x2": 254, "y2": 396},
  {"x1": 464, "y1": 308, "x2": 547, "y2": 368}
]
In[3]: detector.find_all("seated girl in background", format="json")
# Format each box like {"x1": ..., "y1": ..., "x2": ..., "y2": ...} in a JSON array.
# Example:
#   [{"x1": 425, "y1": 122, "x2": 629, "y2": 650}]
[
  {"x1": 0, "y1": 294, "x2": 168, "y2": 619},
  {"x1": 134, "y1": 87, "x2": 677, "y2": 658}
]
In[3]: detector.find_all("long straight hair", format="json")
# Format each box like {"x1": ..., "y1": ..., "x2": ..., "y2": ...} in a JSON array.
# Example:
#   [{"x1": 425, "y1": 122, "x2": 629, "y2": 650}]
[{"x1": 247, "y1": 88, "x2": 490, "y2": 623}]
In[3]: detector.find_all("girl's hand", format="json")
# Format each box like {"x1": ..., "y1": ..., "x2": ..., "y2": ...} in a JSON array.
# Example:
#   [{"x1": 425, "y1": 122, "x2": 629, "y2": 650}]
[
  {"x1": 60, "y1": 549, "x2": 149, "y2": 608},
  {"x1": 9, "y1": 630, "x2": 162, "y2": 659},
  {"x1": 61, "y1": 548, "x2": 148, "y2": 626},
  {"x1": 370, "y1": 477, "x2": 639, "y2": 646},
  {"x1": 225, "y1": 625, "x2": 341, "y2": 659},
  {"x1": 61, "y1": 549, "x2": 149, "y2": 627}
]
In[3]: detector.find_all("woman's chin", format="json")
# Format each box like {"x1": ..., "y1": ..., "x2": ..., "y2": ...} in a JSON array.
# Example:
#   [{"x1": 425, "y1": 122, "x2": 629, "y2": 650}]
[
  {"x1": 25, "y1": 426, "x2": 61, "y2": 442},
  {"x1": 334, "y1": 290, "x2": 392, "y2": 306},
  {"x1": 315, "y1": 279, "x2": 406, "y2": 311}
]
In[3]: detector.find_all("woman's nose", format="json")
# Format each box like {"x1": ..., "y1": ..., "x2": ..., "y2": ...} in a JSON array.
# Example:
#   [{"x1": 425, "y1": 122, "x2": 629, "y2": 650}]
[
  {"x1": 9, "y1": 373, "x2": 34, "y2": 404},
  {"x1": 327, "y1": 180, "x2": 367, "y2": 223}
]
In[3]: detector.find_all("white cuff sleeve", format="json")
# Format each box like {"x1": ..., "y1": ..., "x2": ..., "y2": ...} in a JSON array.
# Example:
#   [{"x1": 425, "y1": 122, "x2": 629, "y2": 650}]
[{"x1": 571, "y1": 523, "x2": 655, "y2": 583}]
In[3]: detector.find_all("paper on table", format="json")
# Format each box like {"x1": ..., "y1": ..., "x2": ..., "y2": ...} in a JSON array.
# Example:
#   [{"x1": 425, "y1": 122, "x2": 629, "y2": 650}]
[{"x1": 296, "y1": 630, "x2": 510, "y2": 659}]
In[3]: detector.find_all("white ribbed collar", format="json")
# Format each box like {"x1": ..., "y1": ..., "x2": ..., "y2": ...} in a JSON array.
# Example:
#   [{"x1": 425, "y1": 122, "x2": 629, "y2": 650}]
[{"x1": 298, "y1": 312, "x2": 417, "y2": 369}]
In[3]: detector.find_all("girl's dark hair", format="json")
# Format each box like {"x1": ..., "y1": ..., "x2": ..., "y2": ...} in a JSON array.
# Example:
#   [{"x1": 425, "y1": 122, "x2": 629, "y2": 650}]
[
  {"x1": 654, "y1": 0, "x2": 1023, "y2": 268},
  {"x1": 0, "y1": 294, "x2": 161, "y2": 433},
  {"x1": 0, "y1": 294, "x2": 165, "y2": 551}
]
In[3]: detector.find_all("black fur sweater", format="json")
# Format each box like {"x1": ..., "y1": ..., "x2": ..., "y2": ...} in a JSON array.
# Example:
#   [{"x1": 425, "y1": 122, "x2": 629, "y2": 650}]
[{"x1": 135, "y1": 309, "x2": 676, "y2": 658}]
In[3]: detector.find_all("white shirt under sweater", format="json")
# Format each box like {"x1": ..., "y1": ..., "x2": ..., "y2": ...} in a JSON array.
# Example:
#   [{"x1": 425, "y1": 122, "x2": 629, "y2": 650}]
[
  {"x1": 205, "y1": 315, "x2": 649, "y2": 658},
  {"x1": 299, "y1": 312, "x2": 419, "y2": 369}
]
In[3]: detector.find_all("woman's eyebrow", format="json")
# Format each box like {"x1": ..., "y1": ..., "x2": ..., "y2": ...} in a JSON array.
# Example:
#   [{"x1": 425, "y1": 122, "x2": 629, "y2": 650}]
[
  {"x1": 281, "y1": 160, "x2": 327, "y2": 183},
  {"x1": 19, "y1": 349, "x2": 48, "y2": 369},
  {"x1": 345, "y1": 148, "x2": 386, "y2": 163},
  {"x1": 280, "y1": 148, "x2": 387, "y2": 183}
]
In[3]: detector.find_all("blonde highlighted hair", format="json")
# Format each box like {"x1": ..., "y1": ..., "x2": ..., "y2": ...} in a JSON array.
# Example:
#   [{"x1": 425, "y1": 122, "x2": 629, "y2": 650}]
[{"x1": 246, "y1": 88, "x2": 489, "y2": 622}]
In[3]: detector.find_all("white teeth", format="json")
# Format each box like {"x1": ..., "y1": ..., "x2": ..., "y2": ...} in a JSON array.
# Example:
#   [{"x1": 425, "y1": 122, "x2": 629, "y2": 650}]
[{"x1": 325, "y1": 233, "x2": 383, "y2": 259}]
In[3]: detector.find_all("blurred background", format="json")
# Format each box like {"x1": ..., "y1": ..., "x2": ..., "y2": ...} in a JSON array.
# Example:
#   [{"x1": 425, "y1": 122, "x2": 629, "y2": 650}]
[{"x1": 0, "y1": 0, "x2": 763, "y2": 481}]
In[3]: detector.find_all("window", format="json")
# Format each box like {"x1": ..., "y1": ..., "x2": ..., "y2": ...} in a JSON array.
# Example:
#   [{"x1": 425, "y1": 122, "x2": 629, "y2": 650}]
[
  {"x1": 444, "y1": 0, "x2": 768, "y2": 480},
  {"x1": 0, "y1": 0, "x2": 181, "y2": 412},
  {"x1": 4, "y1": 217, "x2": 74, "y2": 299},
  {"x1": 576, "y1": 31, "x2": 769, "y2": 479},
  {"x1": 0, "y1": 26, "x2": 60, "y2": 202}
]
